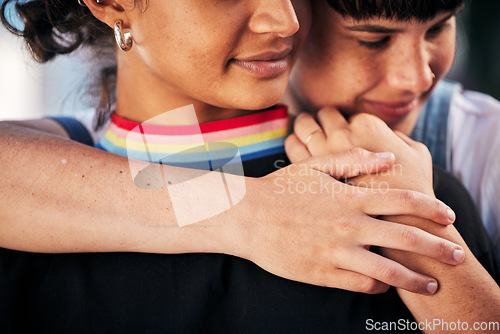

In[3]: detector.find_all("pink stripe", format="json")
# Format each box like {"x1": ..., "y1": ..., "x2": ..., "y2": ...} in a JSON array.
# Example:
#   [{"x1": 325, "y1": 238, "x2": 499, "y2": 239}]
[{"x1": 107, "y1": 118, "x2": 288, "y2": 145}]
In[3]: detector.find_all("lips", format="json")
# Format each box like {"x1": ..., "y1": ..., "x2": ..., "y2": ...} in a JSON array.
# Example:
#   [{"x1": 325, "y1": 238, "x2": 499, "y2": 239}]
[
  {"x1": 365, "y1": 98, "x2": 419, "y2": 120},
  {"x1": 231, "y1": 48, "x2": 292, "y2": 77}
]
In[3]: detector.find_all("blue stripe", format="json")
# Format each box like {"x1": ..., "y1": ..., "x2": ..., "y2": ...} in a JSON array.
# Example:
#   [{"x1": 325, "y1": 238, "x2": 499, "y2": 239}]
[{"x1": 97, "y1": 135, "x2": 286, "y2": 166}]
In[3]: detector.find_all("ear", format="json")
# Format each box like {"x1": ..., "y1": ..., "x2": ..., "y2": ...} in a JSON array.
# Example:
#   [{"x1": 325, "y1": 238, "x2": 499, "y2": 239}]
[{"x1": 82, "y1": 0, "x2": 136, "y2": 29}]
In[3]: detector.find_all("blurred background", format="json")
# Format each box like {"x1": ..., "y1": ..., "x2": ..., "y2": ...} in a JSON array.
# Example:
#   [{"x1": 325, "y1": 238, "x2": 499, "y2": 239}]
[{"x1": 0, "y1": 0, "x2": 499, "y2": 121}]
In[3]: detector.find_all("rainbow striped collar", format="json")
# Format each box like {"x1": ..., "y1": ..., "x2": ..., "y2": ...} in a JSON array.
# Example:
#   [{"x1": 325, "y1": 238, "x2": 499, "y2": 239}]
[{"x1": 96, "y1": 105, "x2": 291, "y2": 169}]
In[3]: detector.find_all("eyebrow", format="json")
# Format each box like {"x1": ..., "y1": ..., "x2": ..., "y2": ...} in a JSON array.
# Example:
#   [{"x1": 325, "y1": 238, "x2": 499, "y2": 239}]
[
  {"x1": 345, "y1": 25, "x2": 403, "y2": 33},
  {"x1": 345, "y1": 13, "x2": 455, "y2": 34}
]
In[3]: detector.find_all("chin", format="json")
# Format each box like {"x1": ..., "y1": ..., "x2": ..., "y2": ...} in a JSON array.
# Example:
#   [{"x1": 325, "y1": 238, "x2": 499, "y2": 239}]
[
  {"x1": 244, "y1": 89, "x2": 287, "y2": 111},
  {"x1": 246, "y1": 98, "x2": 281, "y2": 111}
]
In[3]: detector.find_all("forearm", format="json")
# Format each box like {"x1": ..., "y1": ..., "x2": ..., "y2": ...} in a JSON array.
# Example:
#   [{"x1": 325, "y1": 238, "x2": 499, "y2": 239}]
[{"x1": 0, "y1": 121, "x2": 236, "y2": 254}]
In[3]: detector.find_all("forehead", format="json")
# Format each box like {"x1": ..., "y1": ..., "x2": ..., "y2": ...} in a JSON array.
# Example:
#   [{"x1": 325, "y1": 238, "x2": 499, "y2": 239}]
[
  {"x1": 324, "y1": 0, "x2": 465, "y2": 22},
  {"x1": 338, "y1": 9, "x2": 457, "y2": 32}
]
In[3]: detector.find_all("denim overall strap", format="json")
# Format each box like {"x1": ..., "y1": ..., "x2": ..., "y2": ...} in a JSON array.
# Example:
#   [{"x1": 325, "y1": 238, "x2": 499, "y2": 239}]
[
  {"x1": 410, "y1": 80, "x2": 463, "y2": 171},
  {"x1": 48, "y1": 116, "x2": 94, "y2": 147}
]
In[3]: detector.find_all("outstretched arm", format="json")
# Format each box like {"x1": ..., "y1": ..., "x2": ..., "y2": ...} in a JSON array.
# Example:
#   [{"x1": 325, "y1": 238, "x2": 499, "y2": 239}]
[
  {"x1": 288, "y1": 109, "x2": 500, "y2": 333},
  {"x1": 1, "y1": 118, "x2": 462, "y2": 295}
]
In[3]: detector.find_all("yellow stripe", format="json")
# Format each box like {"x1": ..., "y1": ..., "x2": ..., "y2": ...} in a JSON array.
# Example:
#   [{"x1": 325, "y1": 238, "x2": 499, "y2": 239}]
[{"x1": 104, "y1": 128, "x2": 288, "y2": 153}]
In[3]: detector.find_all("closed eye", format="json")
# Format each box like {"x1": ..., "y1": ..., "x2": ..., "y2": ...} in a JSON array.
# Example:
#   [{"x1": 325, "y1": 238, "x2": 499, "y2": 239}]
[
  {"x1": 358, "y1": 36, "x2": 390, "y2": 50},
  {"x1": 426, "y1": 14, "x2": 454, "y2": 39},
  {"x1": 426, "y1": 22, "x2": 451, "y2": 39}
]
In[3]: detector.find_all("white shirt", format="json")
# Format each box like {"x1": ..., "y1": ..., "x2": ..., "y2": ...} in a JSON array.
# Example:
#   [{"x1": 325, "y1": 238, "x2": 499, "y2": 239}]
[{"x1": 449, "y1": 90, "x2": 500, "y2": 260}]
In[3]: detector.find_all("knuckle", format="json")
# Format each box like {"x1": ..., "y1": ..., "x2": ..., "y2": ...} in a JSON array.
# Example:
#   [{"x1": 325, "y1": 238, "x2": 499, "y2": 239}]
[
  {"x1": 351, "y1": 113, "x2": 384, "y2": 130},
  {"x1": 413, "y1": 141, "x2": 427, "y2": 151},
  {"x1": 400, "y1": 190, "x2": 418, "y2": 209},
  {"x1": 377, "y1": 263, "x2": 397, "y2": 281},
  {"x1": 407, "y1": 277, "x2": 424, "y2": 294},
  {"x1": 352, "y1": 113, "x2": 376, "y2": 124},
  {"x1": 415, "y1": 142, "x2": 432, "y2": 158},
  {"x1": 334, "y1": 220, "x2": 356, "y2": 237},
  {"x1": 348, "y1": 147, "x2": 365, "y2": 159},
  {"x1": 435, "y1": 199, "x2": 443, "y2": 217},
  {"x1": 400, "y1": 227, "x2": 418, "y2": 247},
  {"x1": 436, "y1": 240, "x2": 449, "y2": 259}
]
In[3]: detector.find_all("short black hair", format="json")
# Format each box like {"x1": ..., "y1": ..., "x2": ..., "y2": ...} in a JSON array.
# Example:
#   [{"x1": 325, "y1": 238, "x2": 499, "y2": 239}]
[{"x1": 325, "y1": 0, "x2": 466, "y2": 21}]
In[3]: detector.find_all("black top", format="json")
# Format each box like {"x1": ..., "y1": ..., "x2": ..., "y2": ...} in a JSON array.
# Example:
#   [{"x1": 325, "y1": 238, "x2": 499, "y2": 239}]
[{"x1": 0, "y1": 152, "x2": 497, "y2": 334}]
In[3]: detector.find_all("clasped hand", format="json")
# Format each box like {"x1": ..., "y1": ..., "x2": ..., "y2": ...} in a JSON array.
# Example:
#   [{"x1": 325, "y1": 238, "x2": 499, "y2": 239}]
[{"x1": 235, "y1": 108, "x2": 464, "y2": 295}]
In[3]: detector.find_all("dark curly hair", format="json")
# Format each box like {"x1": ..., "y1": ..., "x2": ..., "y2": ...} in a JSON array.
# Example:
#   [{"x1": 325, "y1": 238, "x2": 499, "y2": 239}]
[
  {"x1": 326, "y1": 0, "x2": 466, "y2": 22},
  {"x1": 0, "y1": 0, "x2": 124, "y2": 129}
]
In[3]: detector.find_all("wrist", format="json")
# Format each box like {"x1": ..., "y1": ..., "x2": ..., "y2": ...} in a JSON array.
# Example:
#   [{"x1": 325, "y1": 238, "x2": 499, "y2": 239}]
[{"x1": 182, "y1": 172, "x2": 255, "y2": 259}]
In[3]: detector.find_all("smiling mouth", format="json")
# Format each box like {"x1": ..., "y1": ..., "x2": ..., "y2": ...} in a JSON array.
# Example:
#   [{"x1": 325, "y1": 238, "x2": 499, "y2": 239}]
[
  {"x1": 231, "y1": 49, "x2": 292, "y2": 77},
  {"x1": 365, "y1": 99, "x2": 419, "y2": 119}
]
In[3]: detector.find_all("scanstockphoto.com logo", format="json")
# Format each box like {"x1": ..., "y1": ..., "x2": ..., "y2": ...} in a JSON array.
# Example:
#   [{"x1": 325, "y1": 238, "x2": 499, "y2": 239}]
[
  {"x1": 366, "y1": 318, "x2": 500, "y2": 332},
  {"x1": 125, "y1": 105, "x2": 246, "y2": 227}
]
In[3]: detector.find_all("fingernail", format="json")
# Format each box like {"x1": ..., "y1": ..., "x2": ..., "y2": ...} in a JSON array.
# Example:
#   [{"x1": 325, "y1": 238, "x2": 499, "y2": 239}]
[
  {"x1": 376, "y1": 152, "x2": 393, "y2": 159},
  {"x1": 453, "y1": 249, "x2": 465, "y2": 263},
  {"x1": 427, "y1": 281, "x2": 438, "y2": 294},
  {"x1": 447, "y1": 208, "x2": 456, "y2": 222}
]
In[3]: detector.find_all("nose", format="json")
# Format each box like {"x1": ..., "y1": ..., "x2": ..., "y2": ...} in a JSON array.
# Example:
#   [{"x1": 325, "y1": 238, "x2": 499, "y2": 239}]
[
  {"x1": 385, "y1": 40, "x2": 434, "y2": 93},
  {"x1": 248, "y1": 0, "x2": 300, "y2": 38}
]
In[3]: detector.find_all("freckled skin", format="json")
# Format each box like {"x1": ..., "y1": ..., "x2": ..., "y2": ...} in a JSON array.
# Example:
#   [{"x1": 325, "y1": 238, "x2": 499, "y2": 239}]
[{"x1": 291, "y1": 1, "x2": 456, "y2": 135}]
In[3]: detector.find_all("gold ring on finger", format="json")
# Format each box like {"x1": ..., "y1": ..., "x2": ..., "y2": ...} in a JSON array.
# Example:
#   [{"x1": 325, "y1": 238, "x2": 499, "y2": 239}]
[{"x1": 305, "y1": 129, "x2": 324, "y2": 146}]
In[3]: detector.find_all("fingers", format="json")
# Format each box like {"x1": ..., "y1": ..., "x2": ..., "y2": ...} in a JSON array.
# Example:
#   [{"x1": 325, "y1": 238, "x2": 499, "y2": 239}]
[
  {"x1": 293, "y1": 113, "x2": 329, "y2": 156},
  {"x1": 393, "y1": 130, "x2": 416, "y2": 146},
  {"x1": 343, "y1": 250, "x2": 440, "y2": 295},
  {"x1": 359, "y1": 188, "x2": 456, "y2": 226},
  {"x1": 316, "y1": 107, "x2": 352, "y2": 150},
  {"x1": 394, "y1": 130, "x2": 433, "y2": 160},
  {"x1": 361, "y1": 218, "x2": 465, "y2": 265},
  {"x1": 285, "y1": 134, "x2": 311, "y2": 163},
  {"x1": 302, "y1": 148, "x2": 395, "y2": 179},
  {"x1": 294, "y1": 108, "x2": 357, "y2": 154}
]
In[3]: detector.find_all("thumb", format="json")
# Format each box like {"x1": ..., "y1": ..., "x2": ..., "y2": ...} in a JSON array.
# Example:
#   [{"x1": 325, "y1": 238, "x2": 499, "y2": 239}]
[{"x1": 300, "y1": 148, "x2": 395, "y2": 179}]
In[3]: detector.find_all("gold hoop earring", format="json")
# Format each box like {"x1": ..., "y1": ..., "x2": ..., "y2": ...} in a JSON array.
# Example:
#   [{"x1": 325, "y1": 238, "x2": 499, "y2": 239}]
[
  {"x1": 78, "y1": 0, "x2": 101, "y2": 6},
  {"x1": 431, "y1": 71, "x2": 436, "y2": 80},
  {"x1": 114, "y1": 21, "x2": 133, "y2": 52}
]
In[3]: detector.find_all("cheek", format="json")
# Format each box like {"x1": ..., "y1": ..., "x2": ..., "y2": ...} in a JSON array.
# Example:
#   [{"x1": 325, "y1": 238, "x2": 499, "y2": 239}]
[
  {"x1": 293, "y1": 44, "x2": 375, "y2": 110},
  {"x1": 291, "y1": 56, "x2": 335, "y2": 109},
  {"x1": 135, "y1": 10, "x2": 231, "y2": 77}
]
